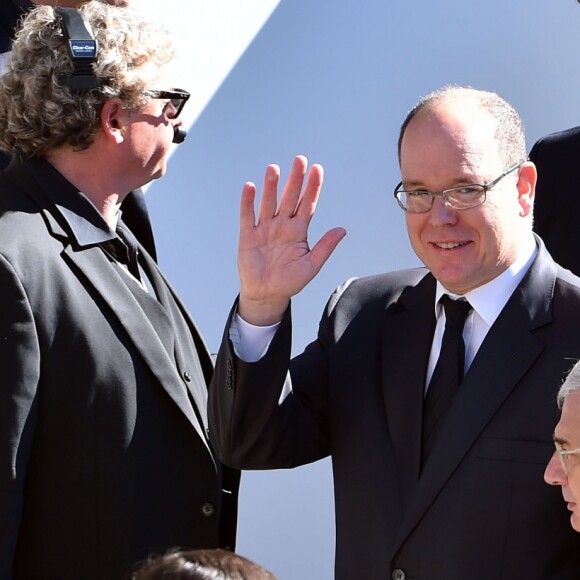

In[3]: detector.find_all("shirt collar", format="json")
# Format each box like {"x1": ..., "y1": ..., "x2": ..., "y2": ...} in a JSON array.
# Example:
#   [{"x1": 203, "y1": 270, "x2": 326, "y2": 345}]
[{"x1": 434, "y1": 234, "x2": 538, "y2": 326}]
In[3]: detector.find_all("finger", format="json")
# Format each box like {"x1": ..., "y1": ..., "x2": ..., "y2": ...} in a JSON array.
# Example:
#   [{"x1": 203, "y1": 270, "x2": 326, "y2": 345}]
[
  {"x1": 257, "y1": 164, "x2": 280, "y2": 223},
  {"x1": 294, "y1": 163, "x2": 324, "y2": 223},
  {"x1": 240, "y1": 181, "x2": 257, "y2": 232},
  {"x1": 308, "y1": 227, "x2": 347, "y2": 273},
  {"x1": 278, "y1": 155, "x2": 308, "y2": 217}
]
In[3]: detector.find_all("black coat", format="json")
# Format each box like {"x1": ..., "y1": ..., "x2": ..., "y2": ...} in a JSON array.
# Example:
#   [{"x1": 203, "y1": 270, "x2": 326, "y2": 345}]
[{"x1": 0, "y1": 156, "x2": 239, "y2": 579}]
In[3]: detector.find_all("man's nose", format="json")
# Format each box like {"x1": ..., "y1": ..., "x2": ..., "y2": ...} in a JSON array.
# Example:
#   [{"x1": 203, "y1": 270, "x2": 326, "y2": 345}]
[
  {"x1": 544, "y1": 451, "x2": 567, "y2": 486},
  {"x1": 428, "y1": 194, "x2": 459, "y2": 226}
]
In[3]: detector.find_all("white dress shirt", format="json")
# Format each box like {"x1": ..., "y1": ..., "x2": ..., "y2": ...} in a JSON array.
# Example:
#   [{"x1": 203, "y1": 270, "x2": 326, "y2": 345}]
[{"x1": 427, "y1": 235, "x2": 537, "y2": 389}]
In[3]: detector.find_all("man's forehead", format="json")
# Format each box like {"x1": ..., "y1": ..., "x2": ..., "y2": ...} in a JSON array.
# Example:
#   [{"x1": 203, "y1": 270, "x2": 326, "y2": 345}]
[
  {"x1": 400, "y1": 115, "x2": 502, "y2": 176},
  {"x1": 401, "y1": 109, "x2": 503, "y2": 173},
  {"x1": 407, "y1": 102, "x2": 497, "y2": 143}
]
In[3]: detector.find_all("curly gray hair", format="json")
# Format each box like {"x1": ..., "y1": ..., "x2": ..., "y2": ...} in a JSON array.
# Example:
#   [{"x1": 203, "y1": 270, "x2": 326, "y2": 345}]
[
  {"x1": 0, "y1": 1, "x2": 175, "y2": 157},
  {"x1": 558, "y1": 360, "x2": 580, "y2": 409}
]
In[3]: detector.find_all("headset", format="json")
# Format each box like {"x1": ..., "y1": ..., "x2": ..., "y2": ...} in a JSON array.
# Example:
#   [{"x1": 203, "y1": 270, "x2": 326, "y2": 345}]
[
  {"x1": 55, "y1": 7, "x2": 186, "y2": 144},
  {"x1": 55, "y1": 7, "x2": 98, "y2": 93}
]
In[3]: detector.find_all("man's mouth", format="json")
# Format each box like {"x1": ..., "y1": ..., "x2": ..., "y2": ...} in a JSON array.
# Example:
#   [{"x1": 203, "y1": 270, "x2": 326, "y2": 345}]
[{"x1": 433, "y1": 241, "x2": 469, "y2": 250}]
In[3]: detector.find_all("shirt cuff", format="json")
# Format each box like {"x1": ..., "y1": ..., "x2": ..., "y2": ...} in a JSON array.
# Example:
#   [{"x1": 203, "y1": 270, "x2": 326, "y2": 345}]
[{"x1": 229, "y1": 313, "x2": 279, "y2": 362}]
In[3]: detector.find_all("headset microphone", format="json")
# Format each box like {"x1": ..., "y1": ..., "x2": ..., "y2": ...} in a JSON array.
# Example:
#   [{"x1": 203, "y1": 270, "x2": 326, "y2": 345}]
[{"x1": 173, "y1": 126, "x2": 187, "y2": 144}]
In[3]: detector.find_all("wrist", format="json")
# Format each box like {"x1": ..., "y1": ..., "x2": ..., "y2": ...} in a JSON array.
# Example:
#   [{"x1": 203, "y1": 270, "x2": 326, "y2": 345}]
[{"x1": 238, "y1": 294, "x2": 289, "y2": 326}]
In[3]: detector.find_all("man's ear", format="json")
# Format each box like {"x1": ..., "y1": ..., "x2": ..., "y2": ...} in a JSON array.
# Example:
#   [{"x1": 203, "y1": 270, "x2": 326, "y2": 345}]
[
  {"x1": 100, "y1": 99, "x2": 128, "y2": 144},
  {"x1": 516, "y1": 161, "x2": 537, "y2": 217}
]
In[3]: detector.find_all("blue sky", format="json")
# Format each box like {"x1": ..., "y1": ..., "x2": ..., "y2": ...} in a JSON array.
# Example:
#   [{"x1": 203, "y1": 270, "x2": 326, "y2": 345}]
[{"x1": 141, "y1": 1, "x2": 580, "y2": 577}]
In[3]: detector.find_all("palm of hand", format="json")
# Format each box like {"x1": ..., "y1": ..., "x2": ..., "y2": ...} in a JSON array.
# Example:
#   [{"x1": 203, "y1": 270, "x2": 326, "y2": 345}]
[{"x1": 237, "y1": 156, "x2": 346, "y2": 325}]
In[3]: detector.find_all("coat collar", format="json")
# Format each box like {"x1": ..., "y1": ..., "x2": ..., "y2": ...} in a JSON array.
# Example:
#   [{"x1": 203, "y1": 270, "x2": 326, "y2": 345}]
[{"x1": 9, "y1": 156, "x2": 117, "y2": 246}]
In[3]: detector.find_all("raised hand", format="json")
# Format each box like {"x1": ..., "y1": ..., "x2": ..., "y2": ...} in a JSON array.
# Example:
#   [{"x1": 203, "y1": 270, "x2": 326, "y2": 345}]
[{"x1": 238, "y1": 155, "x2": 346, "y2": 326}]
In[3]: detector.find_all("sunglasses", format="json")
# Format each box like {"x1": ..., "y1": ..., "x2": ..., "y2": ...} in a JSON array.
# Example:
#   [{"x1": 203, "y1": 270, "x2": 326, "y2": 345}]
[{"x1": 142, "y1": 88, "x2": 190, "y2": 119}]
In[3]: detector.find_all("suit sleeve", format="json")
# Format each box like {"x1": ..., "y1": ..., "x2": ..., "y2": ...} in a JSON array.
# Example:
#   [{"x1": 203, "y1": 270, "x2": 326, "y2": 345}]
[
  {"x1": 0, "y1": 254, "x2": 40, "y2": 578},
  {"x1": 208, "y1": 297, "x2": 335, "y2": 470}
]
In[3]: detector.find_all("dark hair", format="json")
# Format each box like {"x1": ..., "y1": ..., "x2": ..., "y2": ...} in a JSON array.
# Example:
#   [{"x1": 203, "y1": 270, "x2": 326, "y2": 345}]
[{"x1": 132, "y1": 549, "x2": 276, "y2": 580}]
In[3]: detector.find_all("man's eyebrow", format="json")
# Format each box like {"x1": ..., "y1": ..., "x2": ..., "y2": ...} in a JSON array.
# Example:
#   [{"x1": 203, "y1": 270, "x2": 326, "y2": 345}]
[
  {"x1": 401, "y1": 176, "x2": 481, "y2": 190},
  {"x1": 401, "y1": 180, "x2": 427, "y2": 189},
  {"x1": 553, "y1": 434, "x2": 570, "y2": 445}
]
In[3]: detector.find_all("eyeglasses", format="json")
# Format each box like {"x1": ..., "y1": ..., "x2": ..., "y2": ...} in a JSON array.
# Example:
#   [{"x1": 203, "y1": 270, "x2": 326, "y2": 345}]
[
  {"x1": 394, "y1": 161, "x2": 524, "y2": 213},
  {"x1": 142, "y1": 88, "x2": 190, "y2": 119},
  {"x1": 554, "y1": 441, "x2": 580, "y2": 476}
]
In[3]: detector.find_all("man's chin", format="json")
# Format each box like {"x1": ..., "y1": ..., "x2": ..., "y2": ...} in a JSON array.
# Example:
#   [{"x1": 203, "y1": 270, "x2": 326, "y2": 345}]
[
  {"x1": 150, "y1": 166, "x2": 165, "y2": 181},
  {"x1": 570, "y1": 510, "x2": 580, "y2": 532}
]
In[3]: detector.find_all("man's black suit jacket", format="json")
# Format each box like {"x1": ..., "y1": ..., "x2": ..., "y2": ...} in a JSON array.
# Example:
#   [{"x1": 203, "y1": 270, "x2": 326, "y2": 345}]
[
  {"x1": 530, "y1": 126, "x2": 580, "y2": 275},
  {"x1": 209, "y1": 241, "x2": 580, "y2": 579},
  {"x1": 0, "y1": 156, "x2": 239, "y2": 579}
]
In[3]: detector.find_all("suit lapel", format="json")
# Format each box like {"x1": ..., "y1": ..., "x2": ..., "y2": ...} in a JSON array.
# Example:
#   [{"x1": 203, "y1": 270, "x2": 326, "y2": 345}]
[
  {"x1": 382, "y1": 274, "x2": 436, "y2": 496},
  {"x1": 390, "y1": 246, "x2": 555, "y2": 556},
  {"x1": 61, "y1": 233, "x2": 213, "y2": 455}
]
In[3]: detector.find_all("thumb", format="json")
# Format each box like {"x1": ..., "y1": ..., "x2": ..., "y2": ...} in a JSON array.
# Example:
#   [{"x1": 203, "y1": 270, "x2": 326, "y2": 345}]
[{"x1": 308, "y1": 227, "x2": 347, "y2": 274}]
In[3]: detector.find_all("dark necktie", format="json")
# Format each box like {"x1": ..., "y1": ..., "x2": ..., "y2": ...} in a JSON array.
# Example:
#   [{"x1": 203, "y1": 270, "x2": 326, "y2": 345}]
[
  {"x1": 422, "y1": 295, "x2": 472, "y2": 464},
  {"x1": 115, "y1": 220, "x2": 142, "y2": 282}
]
